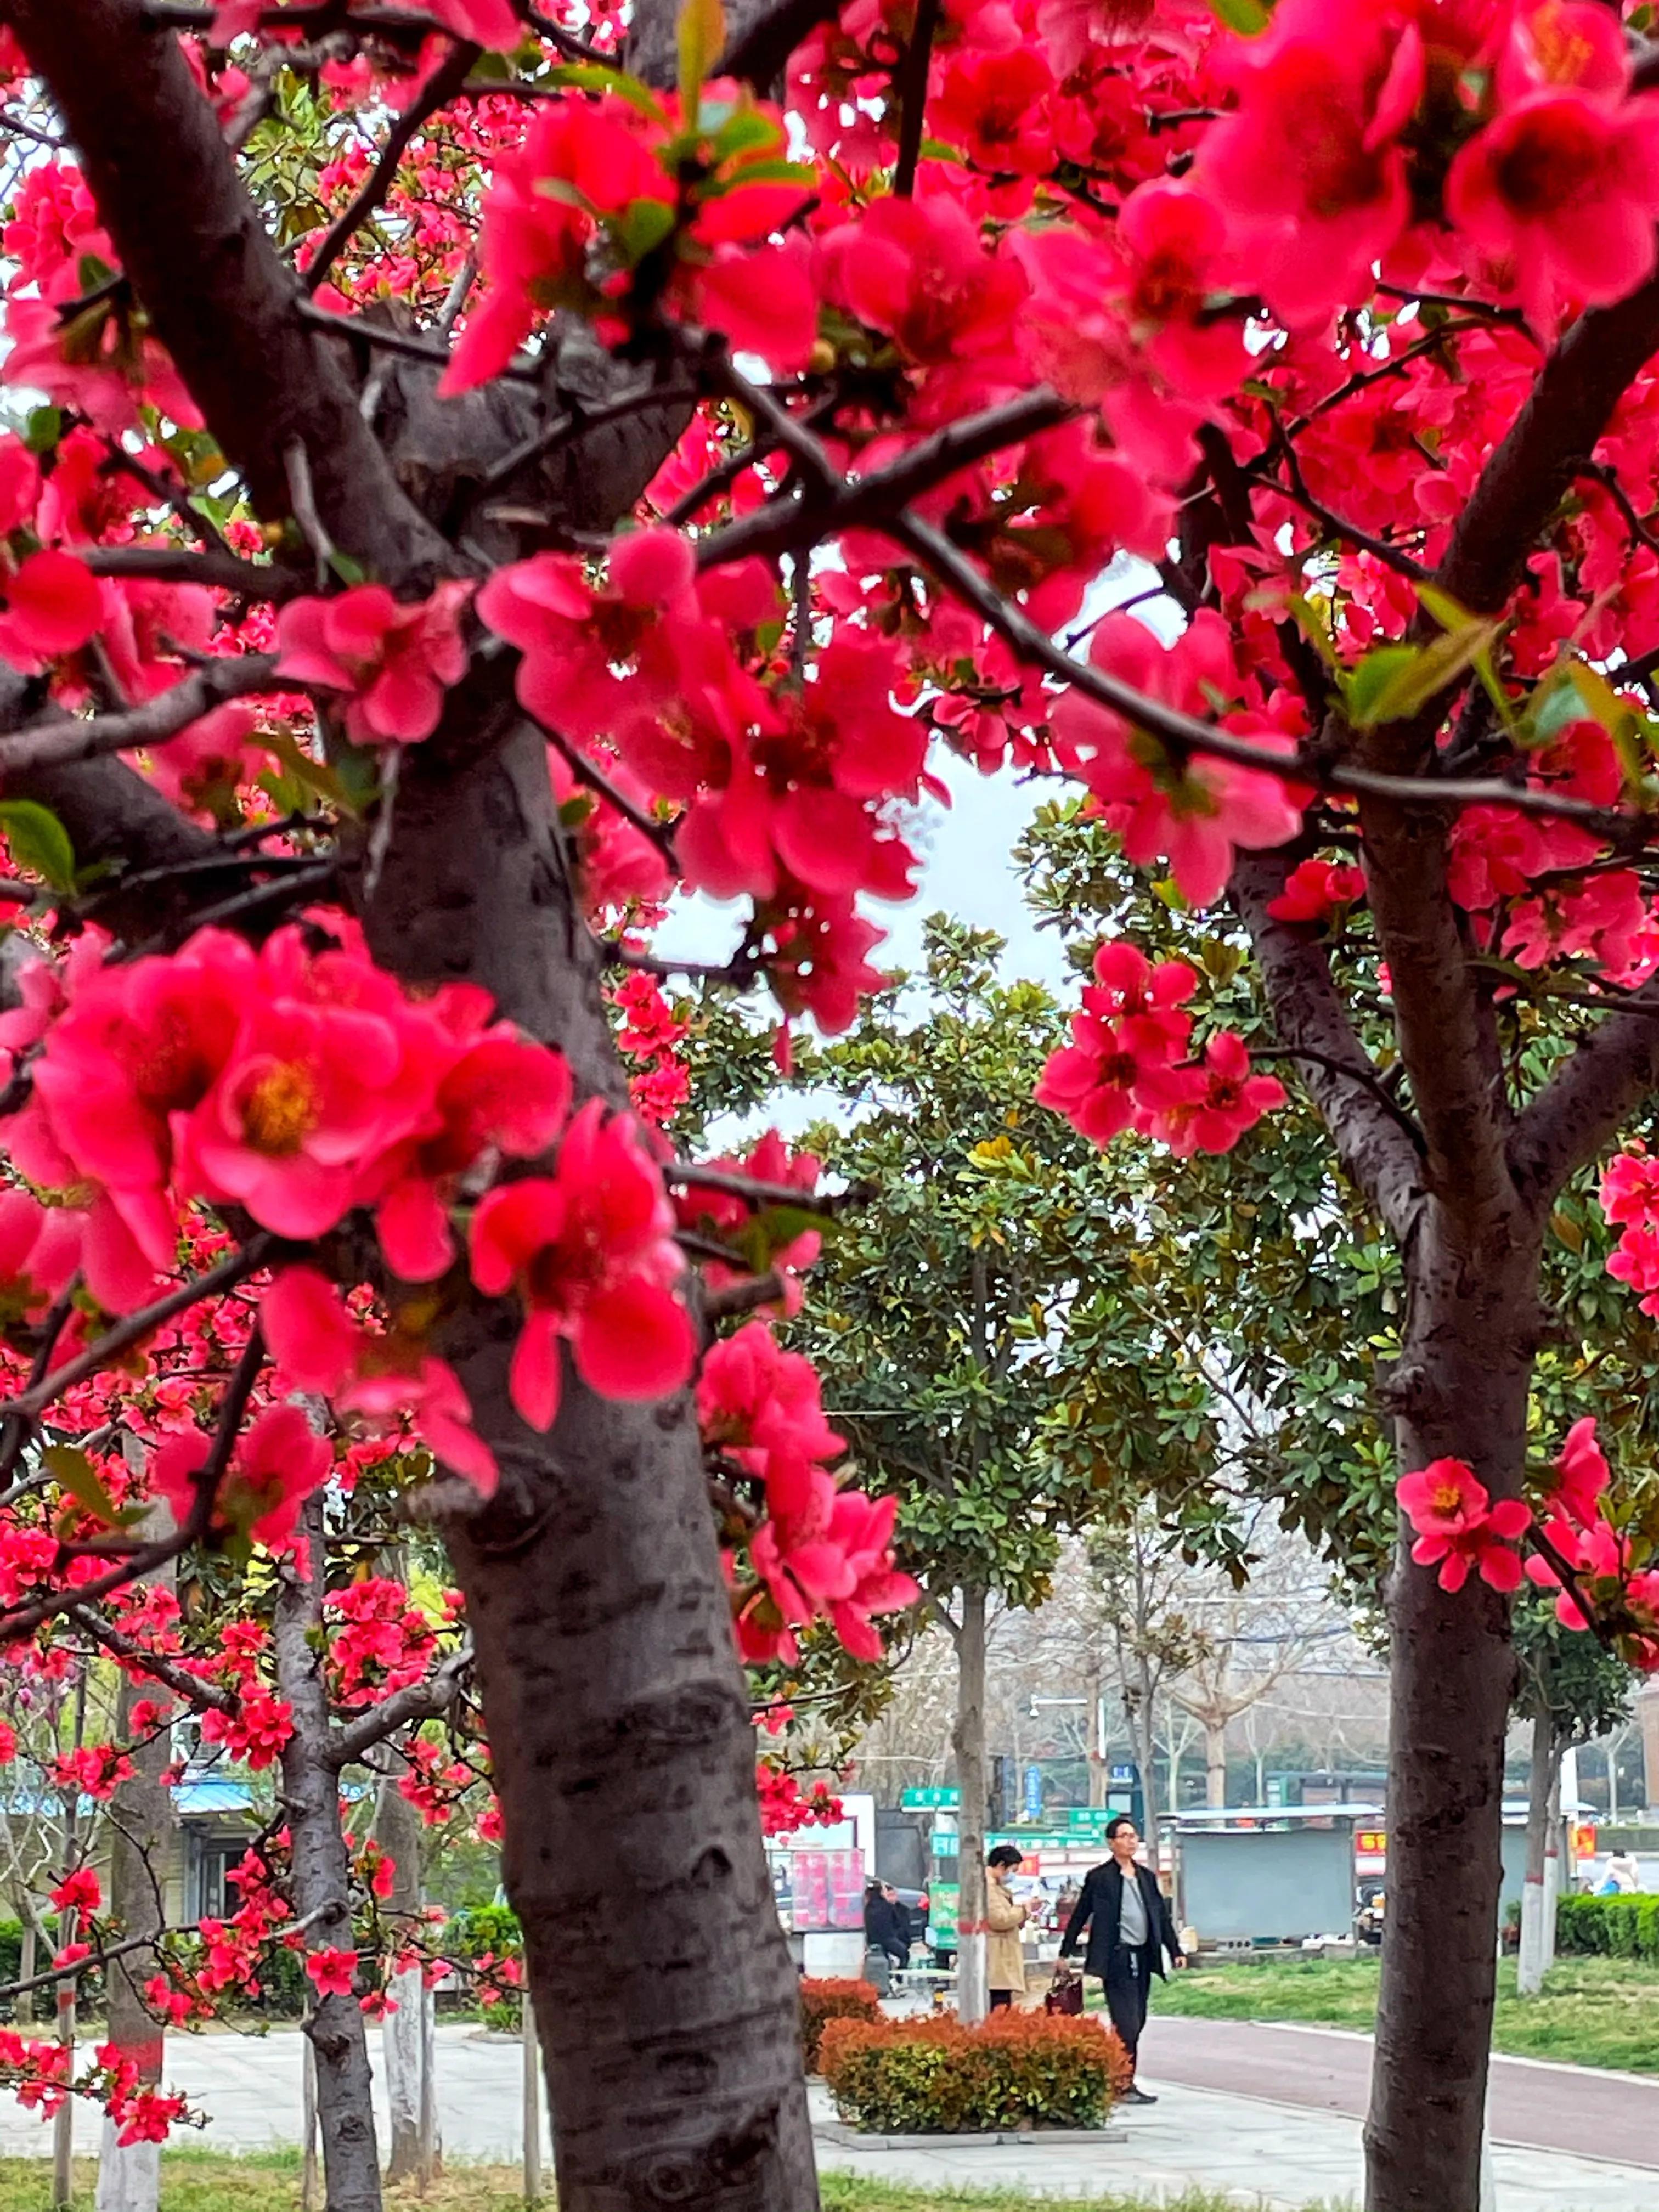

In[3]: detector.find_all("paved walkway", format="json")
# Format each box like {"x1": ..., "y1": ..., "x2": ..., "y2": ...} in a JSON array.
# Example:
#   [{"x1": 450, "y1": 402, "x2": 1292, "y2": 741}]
[
  {"x1": 1, "y1": 2019, "x2": 1654, "y2": 2208},
  {"x1": 1139, "y1": 2016, "x2": 1659, "y2": 2170}
]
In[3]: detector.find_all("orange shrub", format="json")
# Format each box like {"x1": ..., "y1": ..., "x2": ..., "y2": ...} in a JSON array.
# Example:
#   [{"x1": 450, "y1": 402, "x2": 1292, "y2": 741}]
[
  {"x1": 819, "y1": 2010, "x2": 1131, "y2": 2133},
  {"x1": 798, "y1": 1976, "x2": 882, "y2": 2070}
]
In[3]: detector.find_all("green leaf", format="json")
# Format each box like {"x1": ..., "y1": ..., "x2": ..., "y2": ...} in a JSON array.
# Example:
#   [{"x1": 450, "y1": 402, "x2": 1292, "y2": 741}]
[
  {"x1": 698, "y1": 156, "x2": 816, "y2": 197},
  {"x1": 707, "y1": 108, "x2": 784, "y2": 161},
  {"x1": 545, "y1": 61, "x2": 669, "y2": 121},
  {"x1": 1346, "y1": 615, "x2": 1500, "y2": 728},
  {"x1": 677, "y1": 0, "x2": 725, "y2": 119},
  {"x1": 326, "y1": 549, "x2": 369, "y2": 588},
  {"x1": 0, "y1": 800, "x2": 76, "y2": 893},
  {"x1": 44, "y1": 1444, "x2": 123, "y2": 1529},
  {"x1": 22, "y1": 407, "x2": 63, "y2": 456},
  {"x1": 1207, "y1": 0, "x2": 1268, "y2": 27},
  {"x1": 1288, "y1": 593, "x2": 1341, "y2": 676},
  {"x1": 257, "y1": 723, "x2": 350, "y2": 811},
  {"x1": 613, "y1": 196, "x2": 678, "y2": 263},
  {"x1": 1343, "y1": 645, "x2": 1419, "y2": 727}
]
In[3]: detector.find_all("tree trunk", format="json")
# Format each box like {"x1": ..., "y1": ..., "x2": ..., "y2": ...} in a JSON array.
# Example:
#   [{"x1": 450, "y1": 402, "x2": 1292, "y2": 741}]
[
  {"x1": 374, "y1": 1773, "x2": 438, "y2": 2187},
  {"x1": 277, "y1": 1503, "x2": 383, "y2": 2212},
  {"x1": 1542, "y1": 1751, "x2": 1563, "y2": 1979},
  {"x1": 96, "y1": 1665, "x2": 176, "y2": 2212},
  {"x1": 1364, "y1": 1245, "x2": 1534, "y2": 2212},
  {"x1": 1086, "y1": 1669, "x2": 1108, "y2": 1809},
  {"x1": 1516, "y1": 1707, "x2": 1553, "y2": 1999},
  {"x1": 365, "y1": 730, "x2": 819, "y2": 2212},
  {"x1": 952, "y1": 1584, "x2": 989, "y2": 2026},
  {"x1": 1128, "y1": 1668, "x2": 1160, "y2": 1860},
  {"x1": 1204, "y1": 1719, "x2": 1228, "y2": 1809}
]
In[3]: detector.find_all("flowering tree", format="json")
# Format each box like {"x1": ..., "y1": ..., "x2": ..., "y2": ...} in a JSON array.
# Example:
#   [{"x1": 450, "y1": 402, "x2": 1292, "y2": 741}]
[{"x1": 12, "y1": 0, "x2": 1659, "y2": 2207}]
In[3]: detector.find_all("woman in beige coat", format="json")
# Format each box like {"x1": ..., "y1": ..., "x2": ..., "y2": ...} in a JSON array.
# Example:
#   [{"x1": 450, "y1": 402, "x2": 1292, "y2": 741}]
[{"x1": 985, "y1": 1844, "x2": 1031, "y2": 2010}]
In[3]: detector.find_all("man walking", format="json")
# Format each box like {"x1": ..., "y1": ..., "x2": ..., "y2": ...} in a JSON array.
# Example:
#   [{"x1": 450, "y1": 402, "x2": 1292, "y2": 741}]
[{"x1": 1058, "y1": 1814, "x2": 1184, "y2": 2104}]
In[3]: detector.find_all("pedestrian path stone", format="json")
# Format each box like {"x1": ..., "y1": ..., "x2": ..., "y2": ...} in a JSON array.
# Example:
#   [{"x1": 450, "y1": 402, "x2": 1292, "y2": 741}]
[{"x1": 1, "y1": 2023, "x2": 1653, "y2": 2208}]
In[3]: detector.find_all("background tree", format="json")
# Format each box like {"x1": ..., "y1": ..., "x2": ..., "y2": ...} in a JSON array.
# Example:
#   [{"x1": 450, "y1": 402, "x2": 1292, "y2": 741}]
[{"x1": 786, "y1": 919, "x2": 1228, "y2": 2012}]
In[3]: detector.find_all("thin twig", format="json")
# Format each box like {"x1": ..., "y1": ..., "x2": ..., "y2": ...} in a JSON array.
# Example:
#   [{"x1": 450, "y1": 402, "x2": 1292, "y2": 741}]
[
  {"x1": 478, "y1": 377, "x2": 699, "y2": 495},
  {"x1": 283, "y1": 438, "x2": 337, "y2": 589},
  {"x1": 888, "y1": 507, "x2": 1659, "y2": 836},
  {"x1": 891, "y1": 0, "x2": 940, "y2": 196},
  {"x1": 540, "y1": 723, "x2": 679, "y2": 861},
  {"x1": 0, "y1": 656, "x2": 281, "y2": 781}
]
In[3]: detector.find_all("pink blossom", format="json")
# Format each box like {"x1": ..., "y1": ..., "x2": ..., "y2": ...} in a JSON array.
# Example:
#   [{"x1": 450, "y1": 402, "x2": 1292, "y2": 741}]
[
  {"x1": 1142, "y1": 1031, "x2": 1287, "y2": 1157},
  {"x1": 1267, "y1": 859, "x2": 1368, "y2": 926},
  {"x1": 1049, "y1": 612, "x2": 1305, "y2": 906},
  {"x1": 1548, "y1": 1415, "x2": 1610, "y2": 1529},
  {"x1": 275, "y1": 582, "x2": 472, "y2": 746},
  {"x1": 1397, "y1": 1458, "x2": 1531, "y2": 1592},
  {"x1": 469, "y1": 1099, "x2": 695, "y2": 1430},
  {"x1": 305, "y1": 1948, "x2": 359, "y2": 2000}
]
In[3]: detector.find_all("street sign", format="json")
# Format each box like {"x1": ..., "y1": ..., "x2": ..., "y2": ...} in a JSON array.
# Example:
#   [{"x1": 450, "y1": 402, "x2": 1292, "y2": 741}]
[
  {"x1": 1109, "y1": 1764, "x2": 1136, "y2": 1784},
  {"x1": 901, "y1": 1786, "x2": 960, "y2": 1809},
  {"x1": 1024, "y1": 1764, "x2": 1043, "y2": 1820}
]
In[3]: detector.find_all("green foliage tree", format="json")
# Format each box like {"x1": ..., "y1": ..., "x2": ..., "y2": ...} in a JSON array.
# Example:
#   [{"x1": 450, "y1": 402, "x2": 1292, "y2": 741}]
[{"x1": 784, "y1": 917, "x2": 1230, "y2": 2015}]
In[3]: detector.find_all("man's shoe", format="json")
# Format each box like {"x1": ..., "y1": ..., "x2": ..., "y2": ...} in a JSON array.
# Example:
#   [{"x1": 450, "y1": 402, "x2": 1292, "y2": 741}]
[{"x1": 1122, "y1": 2086, "x2": 1158, "y2": 2106}]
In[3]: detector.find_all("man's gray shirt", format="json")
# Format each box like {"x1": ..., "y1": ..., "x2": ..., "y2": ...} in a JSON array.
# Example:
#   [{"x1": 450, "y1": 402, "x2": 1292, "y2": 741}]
[{"x1": 1118, "y1": 1867, "x2": 1149, "y2": 1948}]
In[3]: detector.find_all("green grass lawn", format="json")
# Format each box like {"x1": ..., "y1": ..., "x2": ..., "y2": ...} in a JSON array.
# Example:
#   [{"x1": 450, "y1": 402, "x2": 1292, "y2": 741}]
[
  {"x1": 0, "y1": 2162, "x2": 1307, "y2": 2212},
  {"x1": 1153, "y1": 1951, "x2": 1659, "y2": 2073}
]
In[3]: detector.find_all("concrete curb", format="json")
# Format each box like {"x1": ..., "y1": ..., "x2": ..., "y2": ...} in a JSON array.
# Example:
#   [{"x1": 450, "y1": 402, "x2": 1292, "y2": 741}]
[{"x1": 814, "y1": 2123, "x2": 1129, "y2": 2149}]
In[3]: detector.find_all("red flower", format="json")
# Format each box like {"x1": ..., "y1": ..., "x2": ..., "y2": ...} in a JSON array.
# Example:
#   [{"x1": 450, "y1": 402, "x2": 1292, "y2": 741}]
[
  {"x1": 1446, "y1": 88, "x2": 1659, "y2": 338},
  {"x1": 0, "y1": 548, "x2": 104, "y2": 666},
  {"x1": 1266, "y1": 859, "x2": 1368, "y2": 926},
  {"x1": 1190, "y1": 0, "x2": 1425, "y2": 328},
  {"x1": 260, "y1": 1265, "x2": 499, "y2": 1495},
  {"x1": 275, "y1": 582, "x2": 472, "y2": 746},
  {"x1": 1397, "y1": 1459, "x2": 1531, "y2": 1592},
  {"x1": 424, "y1": 0, "x2": 521, "y2": 45},
  {"x1": 469, "y1": 1098, "x2": 695, "y2": 1429},
  {"x1": 305, "y1": 1948, "x2": 359, "y2": 2000},
  {"x1": 370, "y1": 1030, "x2": 573, "y2": 1283},
  {"x1": 1548, "y1": 1415, "x2": 1610, "y2": 1530},
  {"x1": 49, "y1": 1868, "x2": 102, "y2": 1918},
  {"x1": 1141, "y1": 1031, "x2": 1287, "y2": 1158}
]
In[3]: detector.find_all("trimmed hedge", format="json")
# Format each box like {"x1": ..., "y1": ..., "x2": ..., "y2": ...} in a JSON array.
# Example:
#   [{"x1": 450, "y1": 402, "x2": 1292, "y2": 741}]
[
  {"x1": 799, "y1": 1977, "x2": 881, "y2": 2071},
  {"x1": 1555, "y1": 1893, "x2": 1659, "y2": 1961},
  {"x1": 819, "y1": 2012, "x2": 1132, "y2": 2134}
]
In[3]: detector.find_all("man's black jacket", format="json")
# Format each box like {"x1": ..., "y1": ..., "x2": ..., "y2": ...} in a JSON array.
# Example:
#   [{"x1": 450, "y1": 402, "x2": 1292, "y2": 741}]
[{"x1": 1059, "y1": 1858, "x2": 1180, "y2": 1980}]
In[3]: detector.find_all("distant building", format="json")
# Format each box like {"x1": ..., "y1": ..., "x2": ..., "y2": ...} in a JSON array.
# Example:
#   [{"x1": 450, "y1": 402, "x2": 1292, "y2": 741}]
[{"x1": 1639, "y1": 1683, "x2": 1659, "y2": 1814}]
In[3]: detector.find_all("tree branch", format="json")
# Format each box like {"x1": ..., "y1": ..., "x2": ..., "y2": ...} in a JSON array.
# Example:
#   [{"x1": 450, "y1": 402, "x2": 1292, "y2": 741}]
[
  {"x1": 1229, "y1": 849, "x2": 1426, "y2": 1244},
  {"x1": 0, "y1": 656, "x2": 282, "y2": 780},
  {"x1": 326, "y1": 1642, "x2": 474, "y2": 1768},
  {"x1": 1508, "y1": 977, "x2": 1659, "y2": 1212},
  {"x1": 9, "y1": 0, "x2": 458, "y2": 590},
  {"x1": 66, "y1": 1606, "x2": 238, "y2": 1717},
  {"x1": 1436, "y1": 272, "x2": 1659, "y2": 616}
]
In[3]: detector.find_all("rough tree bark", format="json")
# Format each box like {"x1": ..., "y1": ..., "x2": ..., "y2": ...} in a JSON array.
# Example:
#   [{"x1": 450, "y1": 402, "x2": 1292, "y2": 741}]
[
  {"x1": 950, "y1": 1583, "x2": 990, "y2": 2025},
  {"x1": 276, "y1": 1500, "x2": 384, "y2": 2212},
  {"x1": 373, "y1": 1772, "x2": 438, "y2": 2187},
  {"x1": 1516, "y1": 1706, "x2": 1558, "y2": 1999},
  {"x1": 0, "y1": 7, "x2": 822, "y2": 2207},
  {"x1": 95, "y1": 1508, "x2": 177, "y2": 2212},
  {"x1": 1222, "y1": 267, "x2": 1659, "y2": 2212},
  {"x1": 1203, "y1": 1722, "x2": 1227, "y2": 1810}
]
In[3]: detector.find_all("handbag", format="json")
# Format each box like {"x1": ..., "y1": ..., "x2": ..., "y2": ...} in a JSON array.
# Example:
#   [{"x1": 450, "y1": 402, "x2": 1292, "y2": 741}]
[{"x1": 1045, "y1": 1965, "x2": 1084, "y2": 2016}]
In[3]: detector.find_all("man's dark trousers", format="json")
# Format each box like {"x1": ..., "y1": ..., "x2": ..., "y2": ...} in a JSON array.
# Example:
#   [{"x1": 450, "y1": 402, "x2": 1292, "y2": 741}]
[{"x1": 1103, "y1": 1940, "x2": 1153, "y2": 2064}]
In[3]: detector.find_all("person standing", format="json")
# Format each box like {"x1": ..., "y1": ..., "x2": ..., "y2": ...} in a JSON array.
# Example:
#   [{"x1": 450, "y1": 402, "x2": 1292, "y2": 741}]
[
  {"x1": 985, "y1": 1845, "x2": 1031, "y2": 2011},
  {"x1": 1059, "y1": 1814, "x2": 1184, "y2": 2104},
  {"x1": 864, "y1": 1879, "x2": 909, "y2": 1969}
]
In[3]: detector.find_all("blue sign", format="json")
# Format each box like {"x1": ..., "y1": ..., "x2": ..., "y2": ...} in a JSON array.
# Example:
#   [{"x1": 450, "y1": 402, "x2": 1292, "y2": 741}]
[
  {"x1": 1023, "y1": 1764, "x2": 1043, "y2": 1820},
  {"x1": 1109, "y1": 1763, "x2": 1137, "y2": 1784}
]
